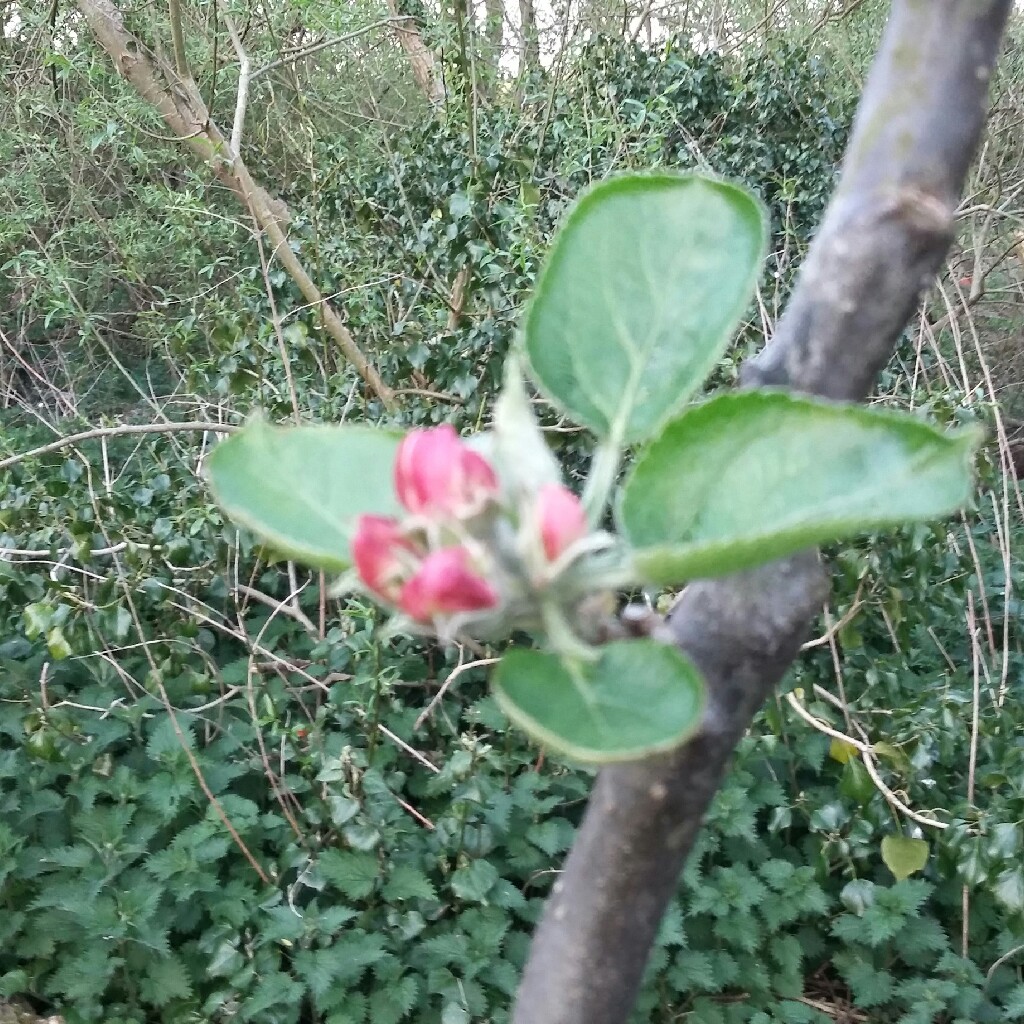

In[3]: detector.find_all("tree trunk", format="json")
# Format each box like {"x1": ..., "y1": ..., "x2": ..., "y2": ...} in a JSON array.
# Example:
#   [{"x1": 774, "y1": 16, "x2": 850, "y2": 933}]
[
  {"x1": 483, "y1": 0, "x2": 504, "y2": 57},
  {"x1": 518, "y1": 0, "x2": 539, "y2": 72},
  {"x1": 384, "y1": 0, "x2": 446, "y2": 107}
]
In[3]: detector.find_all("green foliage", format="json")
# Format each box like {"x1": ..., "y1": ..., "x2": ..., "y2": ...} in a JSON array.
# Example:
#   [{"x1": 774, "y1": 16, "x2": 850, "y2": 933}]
[
  {"x1": 493, "y1": 641, "x2": 705, "y2": 763},
  {"x1": 2, "y1": 13, "x2": 1022, "y2": 1024},
  {"x1": 620, "y1": 392, "x2": 980, "y2": 583},
  {"x1": 207, "y1": 422, "x2": 403, "y2": 571},
  {"x1": 3, "y1": 415, "x2": 1022, "y2": 1023},
  {"x1": 208, "y1": 174, "x2": 974, "y2": 765},
  {"x1": 524, "y1": 174, "x2": 766, "y2": 444}
]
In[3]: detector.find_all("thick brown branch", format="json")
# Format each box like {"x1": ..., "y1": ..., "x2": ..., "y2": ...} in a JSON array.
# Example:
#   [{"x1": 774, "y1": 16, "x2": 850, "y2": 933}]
[
  {"x1": 511, "y1": 4, "x2": 1013, "y2": 1024},
  {"x1": 75, "y1": 0, "x2": 396, "y2": 412},
  {"x1": 384, "y1": 0, "x2": 445, "y2": 107}
]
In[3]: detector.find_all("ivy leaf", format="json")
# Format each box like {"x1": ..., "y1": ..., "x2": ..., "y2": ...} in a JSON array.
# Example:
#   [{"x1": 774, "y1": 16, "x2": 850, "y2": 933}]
[
  {"x1": 493, "y1": 640, "x2": 705, "y2": 763},
  {"x1": 524, "y1": 173, "x2": 766, "y2": 444},
  {"x1": 619, "y1": 391, "x2": 980, "y2": 584},
  {"x1": 206, "y1": 418, "x2": 401, "y2": 571},
  {"x1": 881, "y1": 835, "x2": 930, "y2": 882},
  {"x1": 829, "y1": 738, "x2": 859, "y2": 764},
  {"x1": 994, "y1": 864, "x2": 1024, "y2": 913}
]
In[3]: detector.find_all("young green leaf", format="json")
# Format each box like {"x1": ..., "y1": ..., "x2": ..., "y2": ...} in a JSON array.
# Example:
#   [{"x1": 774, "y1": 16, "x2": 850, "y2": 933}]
[
  {"x1": 492, "y1": 355, "x2": 564, "y2": 503},
  {"x1": 206, "y1": 418, "x2": 402, "y2": 571},
  {"x1": 881, "y1": 835, "x2": 929, "y2": 882},
  {"x1": 618, "y1": 391, "x2": 980, "y2": 585},
  {"x1": 493, "y1": 640, "x2": 705, "y2": 763},
  {"x1": 524, "y1": 173, "x2": 766, "y2": 444}
]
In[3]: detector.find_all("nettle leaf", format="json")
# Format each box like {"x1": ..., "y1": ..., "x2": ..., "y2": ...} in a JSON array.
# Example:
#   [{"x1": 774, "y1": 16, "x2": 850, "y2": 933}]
[
  {"x1": 619, "y1": 391, "x2": 980, "y2": 584},
  {"x1": 493, "y1": 640, "x2": 705, "y2": 763},
  {"x1": 524, "y1": 173, "x2": 766, "y2": 444},
  {"x1": 318, "y1": 849, "x2": 381, "y2": 901},
  {"x1": 450, "y1": 858, "x2": 499, "y2": 903},
  {"x1": 881, "y1": 835, "x2": 930, "y2": 882},
  {"x1": 206, "y1": 418, "x2": 401, "y2": 571}
]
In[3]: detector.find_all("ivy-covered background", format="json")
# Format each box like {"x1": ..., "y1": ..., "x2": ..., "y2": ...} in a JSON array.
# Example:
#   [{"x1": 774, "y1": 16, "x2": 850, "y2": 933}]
[{"x1": 2, "y1": 1, "x2": 1024, "y2": 1021}]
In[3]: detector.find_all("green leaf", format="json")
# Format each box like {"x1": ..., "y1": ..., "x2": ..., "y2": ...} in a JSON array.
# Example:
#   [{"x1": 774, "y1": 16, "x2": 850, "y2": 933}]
[
  {"x1": 493, "y1": 640, "x2": 705, "y2": 763},
  {"x1": 524, "y1": 173, "x2": 766, "y2": 444},
  {"x1": 491, "y1": 356, "x2": 564, "y2": 503},
  {"x1": 367, "y1": 975, "x2": 419, "y2": 1024},
  {"x1": 881, "y1": 835, "x2": 930, "y2": 881},
  {"x1": 450, "y1": 859, "x2": 499, "y2": 903},
  {"x1": 139, "y1": 953, "x2": 193, "y2": 1006},
  {"x1": 441, "y1": 1004, "x2": 470, "y2": 1024},
  {"x1": 46, "y1": 626, "x2": 73, "y2": 660},
  {"x1": 619, "y1": 391, "x2": 980, "y2": 584},
  {"x1": 384, "y1": 863, "x2": 437, "y2": 902},
  {"x1": 829, "y1": 738, "x2": 859, "y2": 764},
  {"x1": 206, "y1": 418, "x2": 401, "y2": 571},
  {"x1": 995, "y1": 864, "x2": 1024, "y2": 913},
  {"x1": 318, "y1": 849, "x2": 380, "y2": 900}
]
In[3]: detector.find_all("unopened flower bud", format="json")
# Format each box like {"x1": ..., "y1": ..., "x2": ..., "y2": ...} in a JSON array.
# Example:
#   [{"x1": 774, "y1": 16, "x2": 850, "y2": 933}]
[
  {"x1": 352, "y1": 515, "x2": 420, "y2": 602},
  {"x1": 395, "y1": 425, "x2": 498, "y2": 519},
  {"x1": 536, "y1": 483, "x2": 588, "y2": 562},
  {"x1": 398, "y1": 546, "x2": 499, "y2": 623}
]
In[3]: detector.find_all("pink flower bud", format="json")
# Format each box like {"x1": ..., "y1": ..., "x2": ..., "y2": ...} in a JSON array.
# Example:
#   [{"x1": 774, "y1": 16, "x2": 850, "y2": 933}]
[
  {"x1": 536, "y1": 483, "x2": 588, "y2": 562},
  {"x1": 398, "y1": 547, "x2": 499, "y2": 623},
  {"x1": 395, "y1": 424, "x2": 498, "y2": 519},
  {"x1": 352, "y1": 515, "x2": 420, "y2": 603}
]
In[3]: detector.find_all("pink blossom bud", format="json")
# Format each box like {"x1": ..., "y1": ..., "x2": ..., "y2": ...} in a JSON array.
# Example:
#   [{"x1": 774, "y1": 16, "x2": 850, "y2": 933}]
[
  {"x1": 536, "y1": 483, "x2": 588, "y2": 562},
  {"x1": 394, "y1": 424, "x2": 498, "y2": 519},
  {"x1": 398, "y1": 547, "x2": 499, "y2": 623},
  {"x1": 352, "y1": 515, "x2": 420, "y2": 603}
]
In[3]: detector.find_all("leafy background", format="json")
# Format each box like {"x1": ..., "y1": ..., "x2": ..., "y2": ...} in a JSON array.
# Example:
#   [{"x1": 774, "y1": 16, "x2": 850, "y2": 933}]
[{"x1": 2, "y1": 1, "x2": 1024, "y2": 1021}]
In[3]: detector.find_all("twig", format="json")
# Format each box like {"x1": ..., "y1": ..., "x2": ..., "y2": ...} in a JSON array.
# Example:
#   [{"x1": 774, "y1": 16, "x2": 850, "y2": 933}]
[
  {"x1": 415, "y1": 655, "x2": 498, "y2": 730},
  {"x1": 224, "y1": 16, "x2": 250, "y2": 157},
  {"x1": 963, "y1": 591, "x2": 983, "y2": 956},
  {"x1": 986, "y1": 942, "x2": 1024, "y2": 987},
  {"x1": 800, "y1": 590, "x2": 864, "y2": 650},
  {"x1": 235, "y1": 583, "x2": 318, "y2": 634},
  {"x1": 251, "y1": 17, "x2": 417, "y2": 80},
  {"x1": 0, "y1": 541, "x2": 150, "y2": 559},
  {"x1": 0, "y1": 420, "x2": 237, "y2": 471},
  {"x1": 784, "y1": 692, "x2": 947, "y2": 831},
  {"x1": 395, "y1": 795, "x2": 435, "y2": 829},
  {"x1": 167, "y1": 0, "x2": 192, "y2": 80}
]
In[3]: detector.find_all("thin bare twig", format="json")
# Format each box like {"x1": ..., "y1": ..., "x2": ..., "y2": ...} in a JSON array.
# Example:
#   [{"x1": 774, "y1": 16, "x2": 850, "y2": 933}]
[
  {"x1": 224, "y1": 16, "x2": 250, "y2": 157},
  {"x1": 784, "y1": 691, "x2": 948, "y2": 831},
  {"x1": 415, "y1": 654, "x2": 498, "y2": 731},
  {"x1": 167, "y1": 0, "x2": 192, "y2": 80},
  {"x1": 0, "y1": 420, "x2": 237, "y2": 471},
  {"x1": 251, "y1": 17, "x2": 417, "y2": 80}
]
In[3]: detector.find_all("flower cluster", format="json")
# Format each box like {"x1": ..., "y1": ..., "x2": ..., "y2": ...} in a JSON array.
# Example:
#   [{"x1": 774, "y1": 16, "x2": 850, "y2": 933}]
[{"x1": 351, "y1": 424, "x2": 588, "y2": 633}]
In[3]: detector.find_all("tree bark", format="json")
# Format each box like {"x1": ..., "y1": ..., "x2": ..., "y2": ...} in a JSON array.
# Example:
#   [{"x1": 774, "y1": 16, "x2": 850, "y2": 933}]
[
  {"x1": 483, "y1": 0, "x2": 504, "y2": 57},
  {"x1": 511, "y1": 3, "x2": 1013, "y2": 1024},
  {"x1": 518, "y1": 0, "x2": 539, "y2": 72},
  {"x1": 384, "y1": 0, "x2": 446, "y2": 107},
  {"x1": 75, "y1": 0, "x2": 396, "y2": 412}
]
